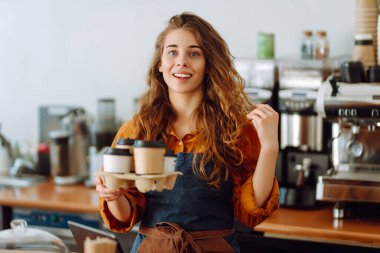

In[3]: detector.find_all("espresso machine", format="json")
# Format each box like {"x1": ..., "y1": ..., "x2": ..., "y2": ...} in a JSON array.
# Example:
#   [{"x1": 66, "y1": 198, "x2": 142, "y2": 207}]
[
  {"x1": 49, "y1": 108, "x2": 90, "y2": 185},
  {"x1": 316, "y1": 76, "x2": 380, "y2": 218},
  {"x1": 276, "y1": 57, "x2": 341, "y2": 208}
]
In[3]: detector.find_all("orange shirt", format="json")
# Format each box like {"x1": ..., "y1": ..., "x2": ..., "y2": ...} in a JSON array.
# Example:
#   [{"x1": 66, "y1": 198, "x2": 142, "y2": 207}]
[{"x1": 100, "y1": 121, "x2": 280, "y2": 232}]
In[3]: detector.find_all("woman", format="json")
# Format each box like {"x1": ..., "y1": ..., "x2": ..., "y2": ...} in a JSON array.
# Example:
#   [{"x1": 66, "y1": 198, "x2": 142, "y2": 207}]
[{"x1": 96, "y1": 12, "x2": 280, "y2": 253}]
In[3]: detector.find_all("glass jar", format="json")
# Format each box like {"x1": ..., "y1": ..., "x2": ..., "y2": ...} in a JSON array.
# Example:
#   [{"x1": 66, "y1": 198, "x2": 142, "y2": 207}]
[
  {"x1": 314, "y1": 30, "x2": 329, "y2": 59},
  {"x1": 257, "y1": 32, "x2": 275, "y2": 59},
  {"x1": 301, "y1": 30, "x2": 313, "y2": 59},
  {"x1": 0, "y1": 219, "x2": 70, "y2": 252}
]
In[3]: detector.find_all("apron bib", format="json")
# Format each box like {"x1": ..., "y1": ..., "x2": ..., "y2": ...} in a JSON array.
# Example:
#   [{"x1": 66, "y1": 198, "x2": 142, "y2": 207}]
[{"x1": 131, "y1": 152, "x2": 239, "y2": 253}]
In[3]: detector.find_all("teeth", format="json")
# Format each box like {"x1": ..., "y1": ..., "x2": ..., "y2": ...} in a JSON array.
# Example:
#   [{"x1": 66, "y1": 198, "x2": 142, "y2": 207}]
[{"x1": 174, "y1": 73, "x2": 191, "y2": 78}]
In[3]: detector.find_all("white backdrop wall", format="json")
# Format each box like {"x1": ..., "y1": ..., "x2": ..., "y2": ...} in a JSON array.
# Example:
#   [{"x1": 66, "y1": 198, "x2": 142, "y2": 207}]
[{"x1": 0, "y1": 0, "x2": 355, "y2": 145}]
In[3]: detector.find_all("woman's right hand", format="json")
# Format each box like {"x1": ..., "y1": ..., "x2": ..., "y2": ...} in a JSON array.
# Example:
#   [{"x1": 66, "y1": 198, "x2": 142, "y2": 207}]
[{"x1": 95, "y1": 176, "x2": 125, "y2": 202}]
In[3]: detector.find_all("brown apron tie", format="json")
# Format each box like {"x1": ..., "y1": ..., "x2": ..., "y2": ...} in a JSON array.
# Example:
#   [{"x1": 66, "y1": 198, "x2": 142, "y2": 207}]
[{"x1": 138, "y1": 222, "x2": 234, "y2": 253}]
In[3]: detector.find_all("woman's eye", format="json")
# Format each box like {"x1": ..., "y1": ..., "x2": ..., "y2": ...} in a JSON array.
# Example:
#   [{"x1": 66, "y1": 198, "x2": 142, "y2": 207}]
[
  {"x1": 169, "y1": 50, "x2": 178, "y2": 56},
  {"x1": 190, "y1": 51, "x2": 200, "y2": 57}
]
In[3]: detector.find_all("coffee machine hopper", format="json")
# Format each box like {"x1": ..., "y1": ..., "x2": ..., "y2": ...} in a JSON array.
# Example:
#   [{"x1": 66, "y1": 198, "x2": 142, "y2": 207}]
[{"x1": 316, "y1": 76, "x2": 380, "y2": 218}]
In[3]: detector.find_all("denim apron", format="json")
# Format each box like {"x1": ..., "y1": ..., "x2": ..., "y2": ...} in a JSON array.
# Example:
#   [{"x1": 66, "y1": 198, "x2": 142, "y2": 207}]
[{"x1": 130, "y1": 152, "x2": 240, "y2": 253}]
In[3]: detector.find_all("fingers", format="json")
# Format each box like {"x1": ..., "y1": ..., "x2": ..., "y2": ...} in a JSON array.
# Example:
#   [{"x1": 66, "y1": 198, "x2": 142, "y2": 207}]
[
  {"x1": 101, "y1": 190, "x2": 123, "y2": 201},
  {"x1": 97, "y1": 186, "x2": 123, "y2": 201},
  {"x1": 95, "y1": 175, "x2": 124, "y2": 201},
  {"x1": 247, "y1": 104, "x2": 277, "y2": 120}
]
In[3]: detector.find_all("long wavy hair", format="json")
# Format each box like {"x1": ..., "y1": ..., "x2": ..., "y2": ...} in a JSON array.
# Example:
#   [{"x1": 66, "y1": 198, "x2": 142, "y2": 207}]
[{"x1": 131, "y1": 12, "x2": 254, "y2": 187}]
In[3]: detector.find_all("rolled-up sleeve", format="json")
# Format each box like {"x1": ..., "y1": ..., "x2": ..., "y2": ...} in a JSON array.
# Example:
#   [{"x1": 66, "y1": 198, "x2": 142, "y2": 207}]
[
  {"x1": 99, "y1": 120, "x2": 147, "y2": 232},
  {"x1": 232, "y1": 123, "x2": 280, "y2": 228},
  {"x1": 100, "y1": 187, "x2": 146, "y2": 232}
]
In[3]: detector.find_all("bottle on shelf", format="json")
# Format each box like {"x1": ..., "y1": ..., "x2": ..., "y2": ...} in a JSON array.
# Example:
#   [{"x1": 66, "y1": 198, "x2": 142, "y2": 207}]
[
  {"x1": 314, "y1": 30, "x2": 329, "y2": 60},
  {"x1": 301, "y1": 30, "x2": 313, "y2": 59}
]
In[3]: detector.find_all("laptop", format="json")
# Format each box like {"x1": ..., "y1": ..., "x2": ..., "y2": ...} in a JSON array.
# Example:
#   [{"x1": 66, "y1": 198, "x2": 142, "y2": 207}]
[{"x1": 68, "y1": 220, "x2": 123, "y2": 253}]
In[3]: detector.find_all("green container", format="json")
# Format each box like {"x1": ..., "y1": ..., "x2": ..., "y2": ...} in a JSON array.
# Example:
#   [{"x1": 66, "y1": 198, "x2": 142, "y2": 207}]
[{"x1": 257, "y1": 32, "x2": 275, "y2": 59}]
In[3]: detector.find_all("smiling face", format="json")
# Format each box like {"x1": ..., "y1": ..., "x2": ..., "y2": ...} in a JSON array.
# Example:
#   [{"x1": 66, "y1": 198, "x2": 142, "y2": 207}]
[{"x1": 159, "y1": 29, "x2": 206, "y2": 97}]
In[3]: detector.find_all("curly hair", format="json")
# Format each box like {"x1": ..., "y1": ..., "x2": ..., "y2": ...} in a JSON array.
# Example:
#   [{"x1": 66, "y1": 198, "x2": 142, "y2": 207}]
[{"x1": 130, "y1": 12, "x2": 254, "y2": 187}]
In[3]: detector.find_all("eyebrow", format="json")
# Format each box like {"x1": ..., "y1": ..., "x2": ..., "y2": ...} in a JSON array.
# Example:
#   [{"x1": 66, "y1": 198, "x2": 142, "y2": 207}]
[{"x1": 165, "y1": 44, "x2": 201, "y2": 49}]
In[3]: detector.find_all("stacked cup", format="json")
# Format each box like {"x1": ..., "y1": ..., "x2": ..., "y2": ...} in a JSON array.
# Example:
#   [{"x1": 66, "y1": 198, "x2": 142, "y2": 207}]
[
  {"x1": 355, "y1": 0, "x2": 378, "y2": 67},
  {"x1": 116, "y1": 138, "x2": 135, "y2": 172}
]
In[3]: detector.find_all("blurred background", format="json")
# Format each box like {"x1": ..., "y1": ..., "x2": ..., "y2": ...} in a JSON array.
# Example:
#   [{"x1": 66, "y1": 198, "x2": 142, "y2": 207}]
[{"x1": 0, "y1": 0, "x2": 354, "y2": 144}]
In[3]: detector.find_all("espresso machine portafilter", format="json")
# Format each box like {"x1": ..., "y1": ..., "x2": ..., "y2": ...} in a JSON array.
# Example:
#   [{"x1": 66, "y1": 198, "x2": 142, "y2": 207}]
[{"x1": 316, "y1": 76, "x2": 380, "y2": 218}]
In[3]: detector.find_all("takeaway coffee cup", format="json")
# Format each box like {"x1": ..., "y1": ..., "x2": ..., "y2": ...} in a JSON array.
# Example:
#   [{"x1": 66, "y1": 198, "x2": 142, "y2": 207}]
[
  {"x1": 116, "y1": 138, "x2": 135, "y2": 153},
  {"x1": 133, "y1": 140, "x2": 166, "y2": 175},
  {"x1": 103, "y1": 147, "x2": 132, "y2": 174},
  {"x1": 102, "y1": 147, "x2": 132, "y2": 189},
  {"x1": 164, "y1": 150, "x2": 177, "y2": 173}
]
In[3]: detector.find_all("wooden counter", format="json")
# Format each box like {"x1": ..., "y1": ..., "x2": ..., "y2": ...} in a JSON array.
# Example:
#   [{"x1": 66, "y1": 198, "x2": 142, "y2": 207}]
[
  {"x1": 0, "y1": 178, "x2": 99, "y2": 230},
  {"x1": 0, "y1": 178, "x2": 99, "y2": 213},
  {"x1": 1, "y1": 179, "x2": 380, "y2": 249},
  {"x1": 254, "y1": 205, "x2": 380, "y2": 249}
]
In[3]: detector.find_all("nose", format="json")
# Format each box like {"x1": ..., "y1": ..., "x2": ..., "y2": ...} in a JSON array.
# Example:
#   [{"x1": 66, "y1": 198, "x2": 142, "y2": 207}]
[{"x1": 176, "y1": 54, "x2": 188, "y2": 67}]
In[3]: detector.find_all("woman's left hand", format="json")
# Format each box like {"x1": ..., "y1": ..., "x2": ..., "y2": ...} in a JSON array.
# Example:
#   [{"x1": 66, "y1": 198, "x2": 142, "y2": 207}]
[{"x1": 246, "y1": 104, "x2": 279, "y2": 150}]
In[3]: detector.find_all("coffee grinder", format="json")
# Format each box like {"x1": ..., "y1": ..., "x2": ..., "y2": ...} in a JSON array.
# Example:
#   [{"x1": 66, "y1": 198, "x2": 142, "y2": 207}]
[
  {"x1": 86, "y1": 98, "x2": 120, "y2": 187},
  {"x1": 276, "y1": 57, "x2": 341, "y2": 208}
]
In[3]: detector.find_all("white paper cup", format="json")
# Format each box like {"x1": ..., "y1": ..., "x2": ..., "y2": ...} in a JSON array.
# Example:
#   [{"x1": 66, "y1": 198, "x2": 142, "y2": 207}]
[
  {"x1": 103, "y1": 147, "x2": 132, "y2": 174},
  {"x1": 116, "y1": 138, "x2": 135, "y2": 172}
]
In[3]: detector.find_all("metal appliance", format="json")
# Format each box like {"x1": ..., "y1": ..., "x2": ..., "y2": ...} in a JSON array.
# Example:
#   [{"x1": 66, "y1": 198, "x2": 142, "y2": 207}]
[
  {"x1": 0, "y1": 125, "x2": 13, "y2": 176},
  {"x1": 49, "y1": 108, "x2": 90, "y2": 185},
  {"x1": 235, "y1": 58, "x2": 277, "y2": 107},
  {"x1": 87, "y1": 98, "x2": 120, "y2": 187},
  {"x1": 316, "y1": 76, "x2": 380, "y2": 218},
  {"x1": 276, "y1": 57, "x2": 340, "y2": 208}
]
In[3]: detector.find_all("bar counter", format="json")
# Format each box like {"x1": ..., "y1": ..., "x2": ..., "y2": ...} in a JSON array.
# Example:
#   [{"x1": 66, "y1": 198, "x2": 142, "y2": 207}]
[
  {"x1": 0, "y1": 178, "x2": 99, "y2": 213},
  {"x1": 1, "y1": 179, "x2": 380, "y2": 249},
  {"x1": 254, "y1": 205, "x2": 380, "y2": 249}
]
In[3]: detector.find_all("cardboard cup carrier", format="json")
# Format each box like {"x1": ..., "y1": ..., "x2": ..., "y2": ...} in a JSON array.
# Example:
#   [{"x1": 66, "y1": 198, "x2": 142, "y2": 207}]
[{"x1": 100, "y1": 140, "x2": 181, "y2": 192}]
